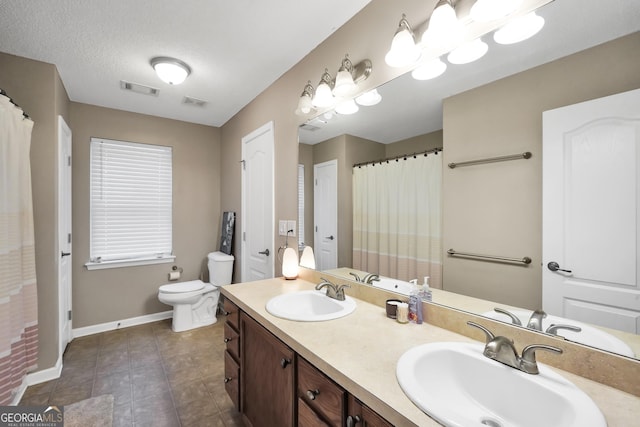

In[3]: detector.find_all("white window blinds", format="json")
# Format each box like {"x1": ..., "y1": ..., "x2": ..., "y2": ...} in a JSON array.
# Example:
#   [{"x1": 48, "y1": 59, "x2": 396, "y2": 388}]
[{"x1": 90, "y1": 137, "x2": 172, "y2": 263}]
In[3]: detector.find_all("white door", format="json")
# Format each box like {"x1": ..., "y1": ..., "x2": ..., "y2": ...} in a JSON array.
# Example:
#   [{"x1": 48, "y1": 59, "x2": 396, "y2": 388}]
[
  {"x1": 542, "y1": 88, "x2": 640, "y2": 333},
  {"x1": 241, "y1": 122, "x2": 274, "y2": 282},
  {"x1": 314, "y1": 160, "x2": 338, "y2": 270},
  {"x1": 57, "y1": 116, "x2": 72, "y2": 355}
]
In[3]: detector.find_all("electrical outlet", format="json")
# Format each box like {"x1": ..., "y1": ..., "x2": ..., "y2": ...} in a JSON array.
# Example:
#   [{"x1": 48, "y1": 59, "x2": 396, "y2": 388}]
[
  {"x1": 287, "y1": 220, "x2": 296, "y2": 237},
  {"x1": 279, "y1": 220, "x2": 287, "y2": 236}
]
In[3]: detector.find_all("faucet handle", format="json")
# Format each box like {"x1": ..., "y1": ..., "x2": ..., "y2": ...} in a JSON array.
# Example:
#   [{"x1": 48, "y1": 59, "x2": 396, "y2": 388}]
[
  {"x1": 545, "y1": 324, "x2": 582, "y2": 335},
  {"x1": 493, "y1": 307, "x2": 522, "y2": 326},
  {"x1": 526, "y1": 309, "x2": 547, "y2": 331},
  {"x1": 349, "y1": 272, "x2": 362, "y2": 282},
  {"x1": 467, "y1": 321, "x2": 496, "y2": 344},
  {"x1": 520, "y1": 344, "x2": 563, "y2": 374}
]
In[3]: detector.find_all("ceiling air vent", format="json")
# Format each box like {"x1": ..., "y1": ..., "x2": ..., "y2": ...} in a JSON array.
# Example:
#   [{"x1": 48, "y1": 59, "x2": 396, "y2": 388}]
[
  {"x1": 182, "y1": 96, "x2": 208, "y2": 108},
  {"x1": 120, "y1": 80, "x2": 159, "y2": 96},
  {"x1": 299, "y1": 123, "x2": 321, "y2": 132}
]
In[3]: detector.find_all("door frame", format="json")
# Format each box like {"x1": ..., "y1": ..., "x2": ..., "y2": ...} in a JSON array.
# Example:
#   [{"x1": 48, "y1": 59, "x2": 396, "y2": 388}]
[
  {"x1": 57, "y1": 115, "x2": 72, "y2": 357},
  {"x1": 241, "y1": 121, "x2": 275, "y2": 282}
]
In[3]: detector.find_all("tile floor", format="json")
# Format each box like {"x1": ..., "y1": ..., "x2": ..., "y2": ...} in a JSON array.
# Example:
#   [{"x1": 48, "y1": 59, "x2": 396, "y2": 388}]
[{"x1": 19, "y1": 318, "x2": 243, "y2": 427}]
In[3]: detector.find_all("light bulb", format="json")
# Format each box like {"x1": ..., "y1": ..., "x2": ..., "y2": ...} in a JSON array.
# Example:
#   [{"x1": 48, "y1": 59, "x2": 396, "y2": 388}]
[
  {"x1": 447, "y1": 38, "x2": 489, "y2": 65},
  {"x1": 412, "y1": 58, "x2": 447, "y2": 80},
  {"x1": 494, "y1": 12, "x2": 545, "y2": 45}
]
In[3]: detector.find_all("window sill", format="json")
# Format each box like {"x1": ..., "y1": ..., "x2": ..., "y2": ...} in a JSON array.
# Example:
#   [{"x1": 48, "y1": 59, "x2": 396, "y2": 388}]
[{"x1": 85, "y1": 255, "x2": 175, "y2": 271}]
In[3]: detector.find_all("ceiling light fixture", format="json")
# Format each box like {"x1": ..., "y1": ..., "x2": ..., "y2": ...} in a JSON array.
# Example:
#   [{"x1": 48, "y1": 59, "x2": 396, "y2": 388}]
[
  {"x1": 470, "y1": 0, "x2": 523, "y2": 22},
  {"x1": 411, "y1": 57, "x2": 447, "y2": 80},
  {"x1": 494, "y1": 12, "x2": 545, "y2": 44},
  {"x1": 312, "y1": 69, "x2": 335, "y2": 108},
  {"x1": 385, "y1": 14, "x2": 421, "y2": 68},
  {"x1": 295, "y1": 81, "x2": 315, "y2": 115},
  {"x1": 447, "y1": 38, "x2": 489, "y2": 64},
  {"x1": 150, "y1": 57, "x2": 191, "y2": 85},
  {"x1": 355, "y1": 89, "x2": 382, "y2": 106},
  {"x1": 422, "y1": 0, "x2": 463, "y2": 49}
]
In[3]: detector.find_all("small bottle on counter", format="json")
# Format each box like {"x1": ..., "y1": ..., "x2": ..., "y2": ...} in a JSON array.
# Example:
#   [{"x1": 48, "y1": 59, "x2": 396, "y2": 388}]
[
  {"x1": 420, "y1": 276, "x2": 432, "y2": 302},
  {"x1": 408, "y1": 279, "x2": 423, "y2": 324}
]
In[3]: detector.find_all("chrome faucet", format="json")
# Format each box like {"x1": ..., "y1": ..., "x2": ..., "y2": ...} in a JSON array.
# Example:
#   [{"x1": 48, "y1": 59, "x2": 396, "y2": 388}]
[
  {"x1": 493, "y1": 307, "x2": 523, "y2": 326},
  {"x1": 348, "y1": 272, "x2": 362, "y2": 282},
  {"x1": 467, "y1": 321, "x2": 563, "y2": 375},
  {"x1": 316, "y1": 278, "x2": 350, "y2": 301},
  {"x1": 526, "y1": 309, "x2": 547, "y2": 331},
  {"x1": 362, "y1": 273, "x2": 380, "y2": 284}
]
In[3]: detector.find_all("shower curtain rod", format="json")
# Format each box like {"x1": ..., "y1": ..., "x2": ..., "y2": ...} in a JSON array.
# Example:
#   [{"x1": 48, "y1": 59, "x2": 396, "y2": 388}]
[
  {"x1": 0, "y1": 88, "x2": 30, "y2": 119},
  {"x1": 353, "y1": 147, "x2": 442, "y2": 168}
]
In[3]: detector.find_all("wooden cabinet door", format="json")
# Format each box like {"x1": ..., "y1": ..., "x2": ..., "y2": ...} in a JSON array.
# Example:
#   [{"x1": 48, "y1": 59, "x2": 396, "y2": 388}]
[
  {"x1": 347, "y1": 395, "x2": 393, "y2": 427},
  {"x1": 298, "y1": 357, "x2": 345, "y2": 427},
  {"x1": 241, "y1": 313, "x2": 295, "y2": 427}
]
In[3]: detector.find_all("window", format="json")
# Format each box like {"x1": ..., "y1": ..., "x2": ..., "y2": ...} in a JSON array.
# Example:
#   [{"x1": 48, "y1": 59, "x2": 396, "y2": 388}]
[{"x1": 86, "y1": 137, "x2": 173, "y2": 270}]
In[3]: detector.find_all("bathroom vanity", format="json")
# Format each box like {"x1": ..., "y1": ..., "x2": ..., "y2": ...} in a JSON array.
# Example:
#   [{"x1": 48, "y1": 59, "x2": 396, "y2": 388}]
[{"x1": 221, "y1": 276, "x2": 640, "y2": 426}]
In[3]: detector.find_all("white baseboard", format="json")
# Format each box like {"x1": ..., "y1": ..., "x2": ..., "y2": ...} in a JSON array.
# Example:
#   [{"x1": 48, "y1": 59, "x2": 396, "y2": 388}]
[
  {"x1": 17, "y1": 310, "x2": 173, "y2": 395},
  {"x1": 72, "y1": 310, "x2": 173, "y2": 338}
]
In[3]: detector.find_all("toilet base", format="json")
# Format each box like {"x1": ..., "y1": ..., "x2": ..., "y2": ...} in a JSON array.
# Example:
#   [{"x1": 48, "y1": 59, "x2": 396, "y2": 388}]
[{"x1": 171, "y1": 288, "x2": 220, "y2": 332}]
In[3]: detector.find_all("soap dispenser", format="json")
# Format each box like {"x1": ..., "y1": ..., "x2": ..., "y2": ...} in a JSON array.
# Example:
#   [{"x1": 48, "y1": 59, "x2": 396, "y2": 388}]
[
  {"x1": 420, "y1": 276, "x2": 432, "y2": 302},
  {"x1": 408, "y1": 279, "x2": 423, "y2": 324}
]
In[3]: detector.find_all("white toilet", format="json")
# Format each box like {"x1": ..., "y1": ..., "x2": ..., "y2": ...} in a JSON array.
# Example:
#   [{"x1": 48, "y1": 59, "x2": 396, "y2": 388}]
[{"x1": 158, "y1": 251, "x2": 234, "y2": 332}]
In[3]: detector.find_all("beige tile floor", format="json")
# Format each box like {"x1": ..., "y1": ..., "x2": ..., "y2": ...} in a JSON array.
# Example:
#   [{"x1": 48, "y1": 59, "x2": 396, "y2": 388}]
[{"x1": 19, "y1": 318, "x2": 243, "y2": 427}]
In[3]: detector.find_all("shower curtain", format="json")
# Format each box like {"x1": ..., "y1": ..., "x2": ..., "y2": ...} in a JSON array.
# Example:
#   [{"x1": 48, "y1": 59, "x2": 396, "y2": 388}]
[
  {"x1": 0, "y1": 94, "x2": 38, "y2": 404},
  {"x1": 352, "y1": 154, "x2": 442, "y2": 288}
]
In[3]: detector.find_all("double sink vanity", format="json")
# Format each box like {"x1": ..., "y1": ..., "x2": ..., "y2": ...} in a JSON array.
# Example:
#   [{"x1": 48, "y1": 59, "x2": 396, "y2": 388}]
[{"x1": 221, "y1": 267, "x2": 640, "y2": 426}]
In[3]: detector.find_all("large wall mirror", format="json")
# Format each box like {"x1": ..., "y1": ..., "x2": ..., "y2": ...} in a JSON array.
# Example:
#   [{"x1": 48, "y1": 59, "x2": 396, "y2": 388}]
[{"x1": 298, "y1": 0, "x2": 640, "y2": 361}]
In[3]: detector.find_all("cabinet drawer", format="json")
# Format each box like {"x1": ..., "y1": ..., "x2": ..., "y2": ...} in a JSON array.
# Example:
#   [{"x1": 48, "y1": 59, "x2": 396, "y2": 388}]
[
  {"x1": 224, "y1": 322, "x2": 240, "y2": 360},
  {"x1": 223, "y1": 298, "x2": 240, "y2": 330},
  {"x1": 224, "y1": 350, "x2": 240, "y2": 411},
  {"x1": 298, "y1": 397, "x2": 331, "y2": 427},
  {"x1": 298, "y1": 357, "x2": 345, "y2": 426}
]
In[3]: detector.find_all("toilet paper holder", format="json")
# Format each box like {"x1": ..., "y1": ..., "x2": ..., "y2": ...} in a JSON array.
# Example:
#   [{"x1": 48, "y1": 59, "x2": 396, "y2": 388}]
[{"x1": 168, "y1": 265, "x2": 183, "y2": 281}]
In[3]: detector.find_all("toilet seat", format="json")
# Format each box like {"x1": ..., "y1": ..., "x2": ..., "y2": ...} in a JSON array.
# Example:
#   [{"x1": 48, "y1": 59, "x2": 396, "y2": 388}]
[{"x1": 159, "y1": 280, "x2": 205, "y2": 294}]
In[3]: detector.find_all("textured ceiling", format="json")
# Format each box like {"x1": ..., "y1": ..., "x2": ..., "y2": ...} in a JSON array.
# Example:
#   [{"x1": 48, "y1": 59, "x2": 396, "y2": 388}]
[{"x1": 0, "y1": 0, "x2": 371, "y2": 126}]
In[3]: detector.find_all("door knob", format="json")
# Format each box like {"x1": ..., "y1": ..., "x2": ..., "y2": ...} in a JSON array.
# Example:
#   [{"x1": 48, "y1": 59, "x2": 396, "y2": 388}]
[
  {"x1": 547, "y1": 261, "x2": 572, "y2": 273},
  {"x1": 258, "y1": 249, "x2": 270, "y2": 256},
  {"x1": 61, "y1": 251, "x2": 71, "y2": 257},
  {"x1": 325, "y1": 235, "x2": 334, "y2": 240}
]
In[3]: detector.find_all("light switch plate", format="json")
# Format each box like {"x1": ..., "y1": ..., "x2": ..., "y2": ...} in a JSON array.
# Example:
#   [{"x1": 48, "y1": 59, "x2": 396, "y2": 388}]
[
  {"x1": 287, "y1": 220, "x2": 296, "y2": 237},
  {"x1": 278, "y1": 220, "x2": 287, "y2": 236}
]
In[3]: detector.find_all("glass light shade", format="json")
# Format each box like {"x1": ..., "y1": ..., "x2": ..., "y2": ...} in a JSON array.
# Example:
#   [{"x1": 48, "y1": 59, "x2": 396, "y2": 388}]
[
  {"x1": 412, "y1": 57, "x2": 447, "y2": 80},
  {"x1": 494, "y1": 12, "x2": 545, "y2": 45},
  {"x1": 300, "y1": 246, "x2": 316, "y2": 269},
  {"x1": 312, "y1": 82, "x2": 335, "y2": 108},
  {"x1": 152, "y1": 59, "x2": 190, "y2": 85},
  {"x1": 385, "y1": 28, "x2": 421, "y2": 68},
  {"x1": 335, "y1": 99, "x2": 359, "y2": 115},
  {"x1": 355, "y1": 89, "x2": 382, "y2": 106},
  {"x1": 282, "y1": 247, "x2": 299, "y2": 280},
  {"x1": 447, "y1": 38, "x2": 489, "y2": 64},
  {"x1": 470, "y1": 0, "x2": 522, "y2": 22},
  {"x1": 296, "y1": 93, "x2": 313, "y2": 115},
  {"x1": 422, "y1": 0, "x2": 463, "y2": 48},
  {"x1": 333, "y1": 69, "x2": 357, "y2": 97}
]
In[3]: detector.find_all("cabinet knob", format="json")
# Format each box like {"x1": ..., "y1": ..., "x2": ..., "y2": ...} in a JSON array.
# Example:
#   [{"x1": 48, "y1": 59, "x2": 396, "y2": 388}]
[
  {"x1": 346, "y1": 415, "x2": 361, "y2": 427},
  {"x1": 280, "y1": 358, "x2": 292, "y2": 368},
  {"x1": 224, "y1": 377, "x2": 232, "y2": 383},
  {"x1": 224, "y1": 337, "x2": 232, "y2": 343},
  {"x1": 222, "y1": 310, "x2": 230, "y2": 316},
  {"x1": 306, "y1": 389, "x2": 320, "y2": 400}
]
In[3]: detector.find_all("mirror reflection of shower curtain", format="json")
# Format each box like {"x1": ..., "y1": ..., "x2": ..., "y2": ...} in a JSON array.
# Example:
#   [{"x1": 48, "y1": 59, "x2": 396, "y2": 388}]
[
  {"x1": 0, "y1": 93, "x2": 38, "y2": 404},
  {"x1": 352, "y1": 154, "x2": 442, "y2": 288}
]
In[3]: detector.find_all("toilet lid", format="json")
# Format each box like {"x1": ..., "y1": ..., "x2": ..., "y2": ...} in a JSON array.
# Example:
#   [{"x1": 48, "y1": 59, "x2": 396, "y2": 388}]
[{"x1": 159, "y1": 280, "x2": 205, "y2": 293}]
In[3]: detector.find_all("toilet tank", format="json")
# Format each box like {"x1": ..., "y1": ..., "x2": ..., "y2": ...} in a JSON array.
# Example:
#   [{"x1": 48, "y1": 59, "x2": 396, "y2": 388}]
[{"x1": 207, "y1": 251, "x2": 234, "y2": 286}]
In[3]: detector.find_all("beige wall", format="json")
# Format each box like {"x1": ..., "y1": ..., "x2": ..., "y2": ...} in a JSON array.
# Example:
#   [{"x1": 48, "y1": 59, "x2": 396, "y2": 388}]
[
  {"x1": 0, "y1": 52, "x2": 69, "y2": 371},
  {"x1": 70, "y1": 103, "x2": 221, "y2": 327},
  {"x1": 442, "y1": 32, "x2": 640, "y2": 309},
  {"x1": 384, "y1": 130, "x2": 443, "y2": 158}
]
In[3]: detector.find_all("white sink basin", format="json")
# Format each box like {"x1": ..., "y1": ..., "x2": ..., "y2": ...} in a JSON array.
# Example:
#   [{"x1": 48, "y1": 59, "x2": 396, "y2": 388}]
[
  {"x1": 266, "y1": 290, "x2": 356, "y2": 321},
  {"x1": 482, "y1": 309, "x2": 635, "y2": 358},
  {"x1": 397, "y1": 342, "x2": 606, "y2": 427},
  {"x1": 372, "y1": 277, "x2": 414, "y2": 295}
]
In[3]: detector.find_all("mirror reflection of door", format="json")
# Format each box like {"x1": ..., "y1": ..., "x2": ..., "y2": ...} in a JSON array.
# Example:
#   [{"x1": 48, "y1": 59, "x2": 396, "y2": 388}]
[
  {"x1": 543, "y1": 88, "x2": 640, "y2": 333},
  {"x1": 314, "y1": 159, "x2": 337, "y2": 270}
]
